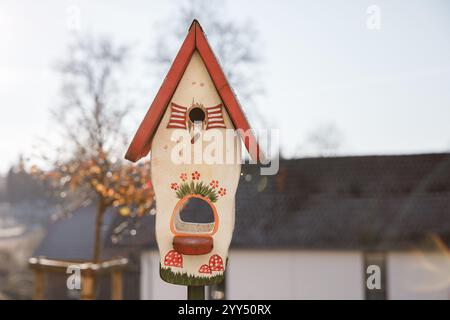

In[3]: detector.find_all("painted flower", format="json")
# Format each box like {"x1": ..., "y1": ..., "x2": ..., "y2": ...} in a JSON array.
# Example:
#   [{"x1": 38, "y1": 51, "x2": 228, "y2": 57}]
[
  {"x1": 210, "y1": 180, "x2": 219, "y2": 189},
  {"x1": 180, "y1": 173, "x2": 188, "y2": 181},
  {"x1": 170, "y1": 182, "x2": 179, "y2": 190},
  {"x1": 218, "y1": 187, "x2": 227, "y2": 196},
  {"x1": 192, "y1": 171, "x2": 200, "y2": 180}
]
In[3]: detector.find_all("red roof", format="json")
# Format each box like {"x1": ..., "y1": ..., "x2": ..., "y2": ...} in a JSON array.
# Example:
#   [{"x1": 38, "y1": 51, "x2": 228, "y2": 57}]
[{"x1": 125, "y1": 20, "x2": 261, "y2": 162}]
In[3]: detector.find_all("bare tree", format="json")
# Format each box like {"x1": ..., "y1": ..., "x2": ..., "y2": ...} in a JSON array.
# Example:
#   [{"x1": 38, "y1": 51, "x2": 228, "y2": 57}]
[
  {"x1": 151, "y1": 0, "x2": 265, "y2": 125},
  {"x1": 54, "y1": 34, "x2": 130, "y2": 160},
  {"x1": 30, "y1": 35, "x2": 154, "y2": 264},
  {"x1": 298, "y1": 123, "x2": 344, "y2": 157}
]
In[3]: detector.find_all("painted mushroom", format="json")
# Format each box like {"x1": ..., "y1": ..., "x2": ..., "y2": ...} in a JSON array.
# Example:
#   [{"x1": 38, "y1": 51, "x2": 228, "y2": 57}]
[{"x1": 199, "y1": 264, "x2": 212, "y2": 274}]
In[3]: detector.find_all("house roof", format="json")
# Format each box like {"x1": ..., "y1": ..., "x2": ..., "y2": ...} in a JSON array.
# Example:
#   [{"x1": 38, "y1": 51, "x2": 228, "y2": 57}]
[
  {"x1": 32, "y1": 203, "x2": 141, "y2": 261},
  {"x1": 232, "y1": 153, "x2": 450, "y2": 250},
  {"x1": 125, "y1": 20, "x2": 261, "y2": 163},
  {"x1": 34, "y1": 153, "x2": 450, "y2": 255},
  {"x1": 33, "y1": 203, "x2": 103, "y2": 260}
]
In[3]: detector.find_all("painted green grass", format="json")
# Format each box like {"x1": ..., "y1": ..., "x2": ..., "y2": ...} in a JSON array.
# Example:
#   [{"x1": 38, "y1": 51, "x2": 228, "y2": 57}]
[
  {"x1": 160, "y1": 265, "x2": 224, "y2": 286},
  {"x1": 176, "y1": 181, "x2": 218, "y2": 203}
]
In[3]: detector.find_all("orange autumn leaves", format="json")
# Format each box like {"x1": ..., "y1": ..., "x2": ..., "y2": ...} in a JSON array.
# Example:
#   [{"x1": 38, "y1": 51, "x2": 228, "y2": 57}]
[{"x1": 29, "y1": 155, "x2": 154, "y2": 217}]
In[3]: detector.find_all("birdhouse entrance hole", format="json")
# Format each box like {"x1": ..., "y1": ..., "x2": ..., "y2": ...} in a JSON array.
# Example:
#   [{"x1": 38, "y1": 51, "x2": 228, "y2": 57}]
[{"x1": 188, "y1": 107, "x2": 206, "y2": 124}]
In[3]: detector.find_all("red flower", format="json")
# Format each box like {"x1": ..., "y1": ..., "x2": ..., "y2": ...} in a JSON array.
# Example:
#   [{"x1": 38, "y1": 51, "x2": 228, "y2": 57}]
[
  {"x1": 210, "y1": 180, "x2": 219, "y2": 188},
  {"x1": 180, "y1": 173, "x2": 188, "y2": 181},
  {"x1": 170, "y1": 183, "x2": 179, "y2": 190},
  {"x1": 218, "y1": 187, "x2": 227, "y2": 196},
  {"x1": 192, "y1": 171, "x2": 200, "y2": 180}
]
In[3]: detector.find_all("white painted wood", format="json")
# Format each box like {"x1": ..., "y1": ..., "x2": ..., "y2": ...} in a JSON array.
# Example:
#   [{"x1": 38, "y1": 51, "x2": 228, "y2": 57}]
[{"x1": 150, "y1": 50, "x2": 241, "y2": 280}]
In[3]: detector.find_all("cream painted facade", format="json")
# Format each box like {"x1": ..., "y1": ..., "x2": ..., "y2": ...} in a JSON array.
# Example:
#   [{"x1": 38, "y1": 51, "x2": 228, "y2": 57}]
[{"x1": 151, "y1": 50, "x2": 241, "y2": 281}]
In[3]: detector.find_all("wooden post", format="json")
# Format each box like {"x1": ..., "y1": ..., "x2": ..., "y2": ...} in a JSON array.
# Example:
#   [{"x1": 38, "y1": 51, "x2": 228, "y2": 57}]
[
  {"x1": 81, "y1": 271, "x2": 95, "y2": 300},
  {"x1": 187, "y1": 286, "x2": 205, "y2": 300},
  {"x1": 111, "y1": 269, "x2": 123, "y2": 300},
  {"x1": 33, "y1": 269, "x2": 45, "y2": 300}
]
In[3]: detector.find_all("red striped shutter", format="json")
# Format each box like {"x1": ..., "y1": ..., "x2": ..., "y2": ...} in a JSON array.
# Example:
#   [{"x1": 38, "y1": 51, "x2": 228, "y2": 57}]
[
  {"x1": 167, "y1": 103, "x2": 187, "y2": 129},
  {"x1": 206, "y1": 104, "x2": 226, "y2": 129}
]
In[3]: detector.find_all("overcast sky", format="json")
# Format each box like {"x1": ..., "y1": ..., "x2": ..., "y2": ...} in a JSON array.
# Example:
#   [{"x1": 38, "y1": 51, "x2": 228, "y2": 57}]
[{"x1": 1, "y1": 0, "x2": 450, "y2": 173}]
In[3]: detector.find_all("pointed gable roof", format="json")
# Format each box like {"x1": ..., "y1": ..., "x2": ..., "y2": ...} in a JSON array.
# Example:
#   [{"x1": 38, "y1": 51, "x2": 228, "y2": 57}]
[{"x1": 125, "y1": 20, "x2": 261, "y2": 162}]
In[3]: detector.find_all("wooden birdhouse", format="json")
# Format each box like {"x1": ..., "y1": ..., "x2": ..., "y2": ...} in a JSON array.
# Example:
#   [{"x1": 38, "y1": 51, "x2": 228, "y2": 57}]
[{"x1": 125, "y1": 20, "x2": 260, "y2": 287}]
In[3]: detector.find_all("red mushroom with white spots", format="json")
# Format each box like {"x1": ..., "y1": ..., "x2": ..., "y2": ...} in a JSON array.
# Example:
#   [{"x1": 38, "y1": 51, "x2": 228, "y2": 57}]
[
  {"x1": 164, "y1": 250, "x2": 183, "y2": 268},
  {"x1": 209, "y1": 254, "x2": 224, "y2": 271},
  {"x1": 198, "y1": 264, "x2": 212, "y2": 274}
]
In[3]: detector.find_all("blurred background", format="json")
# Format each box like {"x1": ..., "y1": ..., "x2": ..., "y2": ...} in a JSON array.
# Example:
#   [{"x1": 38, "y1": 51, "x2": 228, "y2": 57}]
[{"x1": 0, "y1": 0, "x2": 449, "y2": 299}]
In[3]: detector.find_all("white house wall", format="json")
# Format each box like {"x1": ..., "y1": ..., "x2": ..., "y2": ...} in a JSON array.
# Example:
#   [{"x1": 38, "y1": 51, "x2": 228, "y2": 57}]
[
  {"x1": 141, "y1": 250, "x2": 364, "y2": 299},
  {"x1": 387, "y1": 252, "x2": 449, "y2": 300},
  {"x1": 141, "y1": 250, "x2": 450, "y2": 299},
  {"x1": 227, "y1": 250, "x2": 364, "y2": 299}
]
